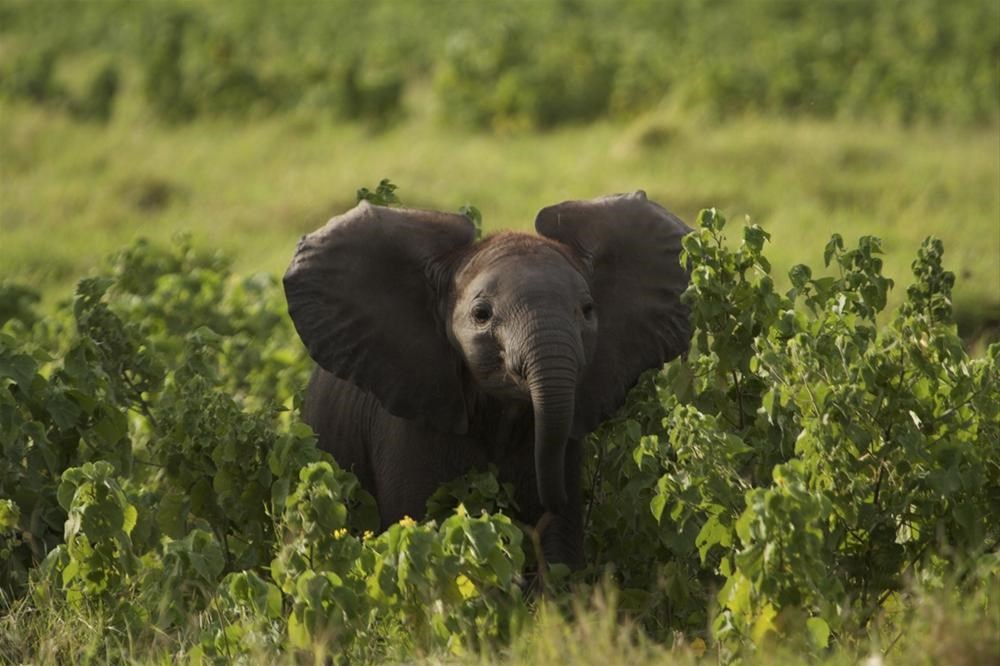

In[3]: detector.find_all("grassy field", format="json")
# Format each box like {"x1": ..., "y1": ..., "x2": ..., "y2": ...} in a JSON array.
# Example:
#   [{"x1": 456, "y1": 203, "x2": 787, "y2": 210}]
[{"x1": 3, "y1": 95, "x2": 998, "y2": 341}]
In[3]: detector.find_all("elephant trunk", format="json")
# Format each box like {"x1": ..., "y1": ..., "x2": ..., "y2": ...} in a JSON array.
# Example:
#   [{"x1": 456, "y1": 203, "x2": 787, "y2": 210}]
[{"x1": 523, "y1": 326, "x2": 581, "y2": 514}]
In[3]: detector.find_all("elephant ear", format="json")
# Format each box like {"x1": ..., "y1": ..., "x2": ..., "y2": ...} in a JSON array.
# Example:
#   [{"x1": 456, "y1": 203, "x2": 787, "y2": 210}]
[
  {"x1": 284, "y1": 201, "x2": 476, "y2": 433},
  {"x1": 535, "y1": 191, "x2": 692, "y2": 436}
]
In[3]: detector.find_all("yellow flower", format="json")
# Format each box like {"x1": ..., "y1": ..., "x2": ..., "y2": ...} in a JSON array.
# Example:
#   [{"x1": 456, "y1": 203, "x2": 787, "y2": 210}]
[
  {"x1": 399, "y1": 515, "x2": 416, "y2": 528},
  {"x1": 333, "y1": 527, "x2": 348, "y2": 539},
  {"x1": 362, "y1": 530, "x2": 374, "y2": 540}
]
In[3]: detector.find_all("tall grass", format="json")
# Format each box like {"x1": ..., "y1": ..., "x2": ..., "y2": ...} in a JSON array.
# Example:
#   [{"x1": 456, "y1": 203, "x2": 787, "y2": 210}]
[{"x1": 4, "y1": 575, "x2": 996, "y2": 664}]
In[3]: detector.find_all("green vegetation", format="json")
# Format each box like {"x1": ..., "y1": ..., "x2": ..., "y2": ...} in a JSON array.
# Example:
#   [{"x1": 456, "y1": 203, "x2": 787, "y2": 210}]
[
  {"x1": 3, "y1": 0, "x2": 997, "y2": 128},
  {"x1": 4, "y1": 102, "x2": 996, "y2": 342},
  {"x1": 2, "y1": 1, "x2": 999, "y2": 662},
  {"x1": 2, "y1": 208, "x2": 997, "y2": 663},
  {"x1": 2, "y1": 1, "x2": 997, "y2": 339}
]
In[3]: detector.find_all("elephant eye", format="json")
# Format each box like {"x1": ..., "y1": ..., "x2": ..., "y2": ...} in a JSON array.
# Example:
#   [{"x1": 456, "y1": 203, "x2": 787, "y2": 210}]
[
  {"x1": 582, "y1": 301, "x2": 595, "y2": 319},
  {"x1": 471, "y1": 302, "x2": 493, "y2": 324}
]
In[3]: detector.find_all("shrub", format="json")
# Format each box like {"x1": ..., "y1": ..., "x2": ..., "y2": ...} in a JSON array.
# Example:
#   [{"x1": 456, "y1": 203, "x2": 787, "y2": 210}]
[
  {"x1": 1, "y1": 194, "x2": 996, "y2": 662},
  {"x1": 583, "y1": 209, "x2": 999, "y2": 656}
]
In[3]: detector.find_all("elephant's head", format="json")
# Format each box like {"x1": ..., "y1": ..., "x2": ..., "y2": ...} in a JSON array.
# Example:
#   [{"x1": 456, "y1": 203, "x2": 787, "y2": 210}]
[{"x1": 283, "y1": 191, "x2": 691, "y2": 514}]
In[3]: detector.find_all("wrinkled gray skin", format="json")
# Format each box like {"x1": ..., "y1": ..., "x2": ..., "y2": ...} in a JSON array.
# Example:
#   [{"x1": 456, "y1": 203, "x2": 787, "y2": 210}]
[{"x1": 283, "y1": 191, "x2": 691, "y2": 569}]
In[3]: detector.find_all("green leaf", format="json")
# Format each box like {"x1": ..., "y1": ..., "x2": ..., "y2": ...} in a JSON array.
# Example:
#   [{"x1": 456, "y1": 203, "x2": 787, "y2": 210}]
[
  {"x1": 61, "y1": 557, "x2": 80, "y2": 586},
  {"x1": 460, "y1": 204, "x2": 483, "y2": 240},
  {"x1": 57, "y1": 473, "x2": 82, "y2": 512},
  {"x1": 487, "y1": 548, "x2": 513, "y2": 587},
  {"x1": 717, "y1": 570, "x2": 751, "y2": 617},
  {"x1": 0, "y1": 499, "x2": 21, "y2": 530},
  {"x1": 806, "y1": 616, "x2": 830, "y2": 648},
  {"x1": 697, "y1": 207, "x2": 725, "y2": 231},
  {"x1": 122, "y1": 504, "x2": 137, "y2": 536},
  {"x1": 695, "y1": 514, "x2": 730, "y2": 562},
  {"x1": 156, "y1": 491, "x2": 189, "y2": 539},
  {"x1": 287, "y1": 610, "x2": 310, "y2": 648},
  {"x1": 751, "y1": 603, "x2": 778, "y2": 646},
  {"x1": 824, "y1": 234, "x2": 844, "y2": 267},
  {"x1": 650, "y1": 477, "x2": 669, "y2": 523},
  {"x1": 743, "y1": 225, "x2": 769, "y2": 252},
  {"x1": 80, "y1": 489, "x2": 126, "y2": 540},
  {"x1": 170, "y1": 529, "x2": 226, "y2": 584},
  {"x1": 0, "y1": 350, "x2": 37, "y2": 388},
  {"x1": 46, "y1": 390, "x2": 81, "y2": 430},
  {"x1": 789, "y1": 264, "x2": 812, "y2": 289},
  {"x1": 265, "y1": 580, "x2": 283, "y2": 619},
  {"x1": 92, "y1": 407, "x2": 128, "y2": 446},
  {"x1": 356, "y1": 178, "x2": 400, "y2": 206}
]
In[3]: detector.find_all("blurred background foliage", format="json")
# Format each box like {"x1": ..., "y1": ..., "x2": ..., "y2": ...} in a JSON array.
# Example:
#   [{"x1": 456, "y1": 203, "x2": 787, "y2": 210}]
[
  {"x1": 3, "y1": 0, "x2": 997, "y2": 128},
  {"x1": 2, "y1": 0, "x2": 1000, "y2": 128},
  {"x1": 1, "y1": 0, "x2": 998, "y2": 343}
]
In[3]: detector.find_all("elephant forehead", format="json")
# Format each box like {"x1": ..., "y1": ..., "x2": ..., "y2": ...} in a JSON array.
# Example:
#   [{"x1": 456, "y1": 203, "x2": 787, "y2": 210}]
[{"x1": 456, "y1": 234, "x2": 588, "y2": 296}]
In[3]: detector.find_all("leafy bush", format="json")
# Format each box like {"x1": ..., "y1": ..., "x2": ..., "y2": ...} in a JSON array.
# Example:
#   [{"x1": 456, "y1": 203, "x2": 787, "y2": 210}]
[
  {"x1": 583, "y1": 209, "x2": 999, "y2": 657},
  {"x1": 2, "y1": 49, "x2": 64, "y2": 104},
  {"x1": 142, "y1": 11, "x2": 194, "y2": 123},
  {"x1": 0, "y1": 283, "x2": 40, "y2": 329},
  {"x1": 433, "y1": 16, "x2": 616, "y2": 131},
  {"x1": 0, "y1": 231, "x2": 531, "y2": 661},
  {"x1": 72, "y1": 63, "x2": 119, "y2": 123},
  {"x1": 0, "y1": 193, "x2": 996, "y2": 662},
  {"x1": 0, "y1": 47, "x2": 120, "y2": 123}
]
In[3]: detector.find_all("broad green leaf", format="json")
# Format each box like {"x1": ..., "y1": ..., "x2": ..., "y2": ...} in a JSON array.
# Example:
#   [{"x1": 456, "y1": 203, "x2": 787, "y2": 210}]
[
  {"x1": 718, "y1": 571, "x2": 751, "y2": 618},
  {"x1": 156, "y1": 491, "x2": 189, "y2": 539},
  {"x1": 455, "y1": 574, "x2": 477, "y2": 600},
  {"x1": 92, "y1": 407, "x2": 128, "y2": 446},
  {"x1": 695, "y1": 514, "x2": 731, "y2": 563},
  {"x1": 122, "y1": 504, "x2": 137, "y2": 536},
  {"x1": 287, "y1": 611, "x2": 310, "y2": 649},
  {"x1": 789, "y1": 264, "x2": 812, "y2": 289},
  {"x1": 0, "y1": 350, "x2": 37, "y2": 388},
  {"x1": 750, "y1": 603, "x2": 777, "y2": 646},
  {"x1": 650, "y1": 484, "x2": 668, "y2": 523},
  {"x1": 487, "y1": 548, "x2": 513, "y2": 588},
  {"x1": 806, "y1": 616, "x2": 830, "y2": 648},
  {"x1": 46, "y1": 391, "x2": 81, "y2": 430},
  {"x1": 464, "y1": 519, "x2": 499, "y2": 559},
  {"x1": 61, "y1": 557, "x2": 79, "y2": 586}
]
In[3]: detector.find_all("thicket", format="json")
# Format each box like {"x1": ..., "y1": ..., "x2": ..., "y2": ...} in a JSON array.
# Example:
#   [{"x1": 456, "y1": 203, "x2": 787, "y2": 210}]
[
  {"x1": 1, "y1": 0, "x2": 997, "y2": 128},
  {"x1": 1, "y1": 182, "x2": 997, "y2": 662}
]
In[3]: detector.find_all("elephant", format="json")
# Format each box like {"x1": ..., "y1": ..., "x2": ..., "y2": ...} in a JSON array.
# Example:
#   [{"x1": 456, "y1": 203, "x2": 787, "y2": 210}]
[{"x1": 283, "y1": 191, "x2": 692, "y2": 569}]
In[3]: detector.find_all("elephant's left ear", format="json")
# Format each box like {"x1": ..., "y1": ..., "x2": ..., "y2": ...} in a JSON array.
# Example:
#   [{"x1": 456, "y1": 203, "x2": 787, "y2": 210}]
[{"x1": 536, "y1": 190, "x2": 692, "y2": 436}]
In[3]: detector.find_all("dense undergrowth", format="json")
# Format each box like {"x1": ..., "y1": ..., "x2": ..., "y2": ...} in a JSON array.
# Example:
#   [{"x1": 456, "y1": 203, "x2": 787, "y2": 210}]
[
  {"x1": 1, "y1": 186, "x2": 997, "y2": 662},
  {"x1": 2, "y1": 0, "x2": 997, "y2": 129}
]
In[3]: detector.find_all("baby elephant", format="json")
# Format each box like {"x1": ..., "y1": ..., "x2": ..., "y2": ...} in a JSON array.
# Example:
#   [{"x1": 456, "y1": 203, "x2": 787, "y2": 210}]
[{"x1": 283, "y1": 191, "x2": 691, "y2": 569}]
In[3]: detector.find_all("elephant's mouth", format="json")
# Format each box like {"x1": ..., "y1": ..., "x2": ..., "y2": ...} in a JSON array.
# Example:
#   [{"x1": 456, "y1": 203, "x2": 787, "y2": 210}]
[
  {"x1": 502, "y1": 359, "x2": 531, "y2": 396},
  {"x1": 482, "y1": 367, "x2": 531, "y2": 402},
  {"x1": 471, "y1": 349, "x2": 532, "y2": 401}
]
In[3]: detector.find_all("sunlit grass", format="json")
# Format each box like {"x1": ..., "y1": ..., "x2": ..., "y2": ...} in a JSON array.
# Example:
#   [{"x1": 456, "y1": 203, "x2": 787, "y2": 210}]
[
  {"x1": 2, "y1": 97, "x2": 998, "y2": 336},
  {"x1": 4, "y1": 576, "x2": 996, "y2": 664}
]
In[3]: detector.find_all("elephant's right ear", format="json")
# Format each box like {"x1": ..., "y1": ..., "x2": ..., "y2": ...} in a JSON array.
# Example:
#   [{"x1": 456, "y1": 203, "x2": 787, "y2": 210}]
[
  {"x1": 536, "y1": 191, "x2": 692, "y2": 437},
  {"x1": 283, "y1": 201, "x2": 476, "y2": 433}
]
